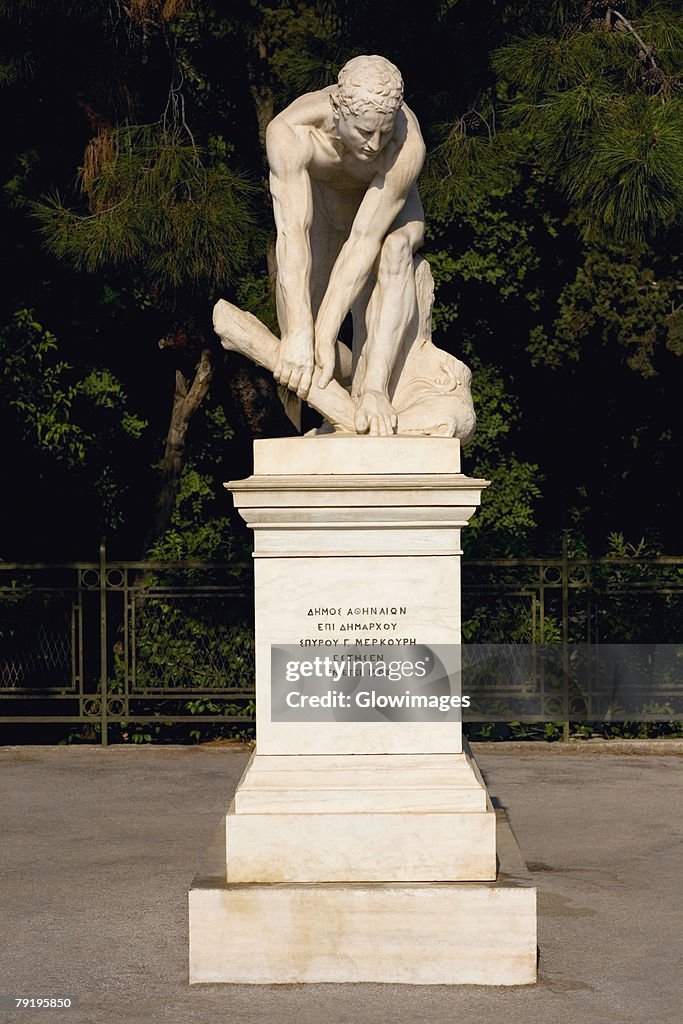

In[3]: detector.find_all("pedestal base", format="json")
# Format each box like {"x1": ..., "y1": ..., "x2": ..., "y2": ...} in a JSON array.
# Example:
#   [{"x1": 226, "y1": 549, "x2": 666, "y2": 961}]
[
  {"x1": 226, "y1": 444, "x2": 488, "y2": 756},
  {"x1": 188, "y1": 439, "x2": 537, "y2": 985},
  {"x1": 189, "y1": 808, "x2": 537, "y2": 986},
  {"x1": 225, "y1": 748, "x2": 496, "y2": 882}
]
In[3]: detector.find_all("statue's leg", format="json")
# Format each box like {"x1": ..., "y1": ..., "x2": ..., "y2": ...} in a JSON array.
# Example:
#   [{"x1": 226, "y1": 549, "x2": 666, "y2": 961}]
[
  {"x1": 310, "y1": 184, "x2": 361, "y2": 388},
  {"x1": 350, "y1": 276, "x2": 376, "y2": 394},
  {"x1": 353, "y1": 186, "x2": 424, "y2": 436}
]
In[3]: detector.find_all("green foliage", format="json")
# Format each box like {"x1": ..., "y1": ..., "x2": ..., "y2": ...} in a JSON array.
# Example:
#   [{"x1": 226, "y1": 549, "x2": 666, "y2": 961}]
[
  {"x1": 81, "y1": 370, "x2": 147, "y2": 439},
  {"x1": 0, "y1": 50, "x2": 35, "y2": 85},
  {"x1": 174, "y1": 0, "x2": 341, "y2": 110},
  {"x1": 33, "y1": 124, "x2": 263, "y2": 293},
  {"x1": 423, "y1": 131, "x2": 519, "y2": 221},
  {"x1": 465, "y1": 719, "x2": 683, "y2": 741},
  {"x1": 544, "y1": 244, "x2": 682, "y2": 374},
  {"x1": 256, "y1": 3, "x2": 341, "y2": 97},
  {"x1": 569, "y1": 96, "x2": 683, "y2": 241},
  {"x1": 235, "y1": 271, "x2": 278, "y2": 333},
  {"x1": 593, "y1": 532, "x2": 682, "y2": 642},
  {"x1": 465, "y1": 456, "x2": 543, "y2": 555},
  {"x1": 453, "y1": 358, "x2": 542, "y2": 557},
  {"x1": 0, "y1": 310, "x2": 86, "y2": 463},
  {"x1": 122, "y1": 595, "x2": 254, "y2": 692},
  {"x1": 427, "y1": 190, "x2": 543, "y2": 313},
  {"x1": 492, "y1": 3, "x2": 683, "y2": 242},
  {"x1": 0, "y1": 0, "x2": 681, "y2": 563},
  {"x1": 146, "y1": 387, "x2": 250, "y2": 563},
  {"x1": 3, "y1": 148, "x2": 38, "y2": 209},
  {"x1": 0, "y1": 309, "x2": 148, "y2": 531},
  {"x1": 0, "y1": 309, "x2": 147, "y2": 464},
  {"x1": 147, "y1": 463, "x2": 240, "y2": 562}
]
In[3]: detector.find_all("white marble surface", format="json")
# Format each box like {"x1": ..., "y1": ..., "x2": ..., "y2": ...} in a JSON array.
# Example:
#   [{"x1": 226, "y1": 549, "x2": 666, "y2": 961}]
[
  {"x1": 226, "y1": 804, "x2": 495, "y2": 883},
  {"x1": 253, "y1": 436, "x2": 461, "y2": 474},
  {"x1": 227, "y1": 472, "x2": 487, "y2": 512},
  {"x1": 253, "y1": 554, "x2": 463, "y2": 754},
  {"x1": 228, "y1": 440, "x2": 487, "y2": 755},
  {"x1": 225, "y1": 748, "x2": 496, "y2": 882},
  {"x1": 190, "y1": 883, "x2": 536, "y2": 985},
  {"x1": 190, "y1": 443, "x2": 538, "y2": 984},
  {"x1": 189, "y1": 809, "x2": 536, "y2": 985},
  {"x1": 233, "y1": 787, "x2": 486, "y2": 813},
  {"x1": 238, "y1": 752, "x2": 486, "y2": 806},
  {"x1": 214, "y1": 57, "x2": 475, "y2": 440}
]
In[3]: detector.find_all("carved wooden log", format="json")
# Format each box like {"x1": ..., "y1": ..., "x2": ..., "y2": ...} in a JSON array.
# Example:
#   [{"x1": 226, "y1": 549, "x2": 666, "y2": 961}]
[{"x1": 213, "y1": 299, "x2": 355, "y2": 433}]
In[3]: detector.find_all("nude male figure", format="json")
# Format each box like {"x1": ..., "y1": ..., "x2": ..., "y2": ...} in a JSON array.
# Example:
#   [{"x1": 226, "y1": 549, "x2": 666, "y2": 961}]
[{"x1": 265, "y1": 55, "x2": 426, "y2": 436}]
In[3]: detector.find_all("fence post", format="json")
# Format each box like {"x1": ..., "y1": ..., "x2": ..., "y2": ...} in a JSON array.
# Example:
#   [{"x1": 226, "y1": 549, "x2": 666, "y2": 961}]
[
  {"x1": 99, "y1": 538, "x2": 108, "y2": 747},
  {"x1": 562, "y1": 534, "x2": 570, "y2": 742}
]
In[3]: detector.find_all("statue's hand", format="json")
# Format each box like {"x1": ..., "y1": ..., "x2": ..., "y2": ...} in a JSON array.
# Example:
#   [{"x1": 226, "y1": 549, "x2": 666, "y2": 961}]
[
  {"x1": 354, "y1": 390, "x2": 398, "y2": 437},
  {"x1": 274, "y1": 329, "x2": 315, "y2": 399},
  {"x1": 315, "y1": 335, "x2": 337, "y2": 390}
]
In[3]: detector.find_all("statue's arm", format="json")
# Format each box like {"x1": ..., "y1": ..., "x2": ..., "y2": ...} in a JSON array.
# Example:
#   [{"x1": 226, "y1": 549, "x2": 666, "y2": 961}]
[
  {"x1": 266, "y1": 117, "x2": 316, "y2": 397},
  {"x1": 315, "y1": 130, "x2": 426, "y2": 387}
]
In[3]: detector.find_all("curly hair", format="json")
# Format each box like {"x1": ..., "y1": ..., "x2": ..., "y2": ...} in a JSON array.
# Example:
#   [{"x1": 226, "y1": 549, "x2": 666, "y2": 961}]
[{"x1": 337, "y1": 55, "x2": 404, "y2": 117}]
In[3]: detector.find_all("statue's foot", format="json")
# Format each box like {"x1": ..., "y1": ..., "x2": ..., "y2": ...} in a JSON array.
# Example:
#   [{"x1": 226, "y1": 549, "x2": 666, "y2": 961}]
[{"x1": 354, "y1": 391, "x2": 398, "y2": 437}]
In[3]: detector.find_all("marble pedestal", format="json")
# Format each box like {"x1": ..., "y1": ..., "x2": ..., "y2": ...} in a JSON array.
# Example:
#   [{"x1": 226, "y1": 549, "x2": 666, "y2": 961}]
[{"x1": 188, "y1": 437, "x2": 537, "y2": 985}]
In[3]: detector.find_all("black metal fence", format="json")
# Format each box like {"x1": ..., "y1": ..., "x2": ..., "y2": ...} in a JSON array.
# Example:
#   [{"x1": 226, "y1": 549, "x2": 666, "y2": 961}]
[
  {"x1": 462, "y1": 548, "x2": 683, "y2": 738},
  {"x1": 1, "y1": 540, "x2": 681, "y2": 744}
]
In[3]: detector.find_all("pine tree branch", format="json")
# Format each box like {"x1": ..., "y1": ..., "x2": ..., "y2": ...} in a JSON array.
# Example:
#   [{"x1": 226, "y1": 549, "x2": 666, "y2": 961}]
[{"x1": 611, "y1": 8, "x2": 658, "y2": 69}]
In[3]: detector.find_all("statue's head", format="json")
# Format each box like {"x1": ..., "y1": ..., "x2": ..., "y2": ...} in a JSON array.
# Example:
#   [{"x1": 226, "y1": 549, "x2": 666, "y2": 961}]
[
  {"x1": 337, "y1": 55, "x2": 404, "y2": 117},
  {"x1": 332, "y1": 55, "x2": 404, "y2": 161}
]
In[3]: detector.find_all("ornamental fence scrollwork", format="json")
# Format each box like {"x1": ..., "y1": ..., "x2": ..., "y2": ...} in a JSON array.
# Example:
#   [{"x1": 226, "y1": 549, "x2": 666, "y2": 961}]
[{"x1": 0, "y1": 539, "x2": 681, "y2": 744}]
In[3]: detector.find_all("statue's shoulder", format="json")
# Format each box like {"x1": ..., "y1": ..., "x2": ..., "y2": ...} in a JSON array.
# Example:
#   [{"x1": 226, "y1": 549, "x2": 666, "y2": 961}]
[
  {"x1": 266, "y1": 89, "x2": 332, "y2": 170},
  {"x1": 401, "y1": 103, "x2": 426, "y2": 158},
  {"x1": 269, "y1": 88, "x2": 333, "y2": 133},
  {"x1": 383, "y1": 103, "x2": 425, "y2": 180}
]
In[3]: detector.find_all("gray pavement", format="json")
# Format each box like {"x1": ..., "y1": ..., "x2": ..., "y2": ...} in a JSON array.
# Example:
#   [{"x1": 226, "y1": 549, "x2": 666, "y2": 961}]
[{"x1": 1, "y1": 742, "x2": 682, "y2": 1024}]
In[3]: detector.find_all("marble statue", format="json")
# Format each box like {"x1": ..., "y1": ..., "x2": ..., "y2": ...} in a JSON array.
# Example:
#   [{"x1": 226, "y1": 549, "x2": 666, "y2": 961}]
[
  {"x1": 194, "y1": 62, "x2": 538, "y2": 991},
  {"x1": 213, "y1": 54, "x2": 475, "y2": 442}
]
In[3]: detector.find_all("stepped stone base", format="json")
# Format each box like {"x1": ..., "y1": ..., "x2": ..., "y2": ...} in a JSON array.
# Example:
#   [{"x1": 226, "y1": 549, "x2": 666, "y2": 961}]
[
  {"x1": 225, "y1": 749, "x2": 497, "y2": 883},
  {"x1": 189, "y1": 808, "x2": 537, "y2": 986}
]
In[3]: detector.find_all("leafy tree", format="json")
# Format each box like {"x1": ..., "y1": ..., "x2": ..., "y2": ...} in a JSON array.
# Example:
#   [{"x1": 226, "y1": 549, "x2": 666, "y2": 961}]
[
  {"x1": 421, "y1": 2, "x2": 683, "y2": 551},
  {"x1": 492, "y1": 3, "x2": 683, "y2": 242},
  {"x1": 0, "y1": 0, "x2": 681, "y2": 561}
]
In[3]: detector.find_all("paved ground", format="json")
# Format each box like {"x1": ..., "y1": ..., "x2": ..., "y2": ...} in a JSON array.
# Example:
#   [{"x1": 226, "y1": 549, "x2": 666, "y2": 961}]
[{"x1": 1, "y1": 742, "x2": 682, "y2": 1024}]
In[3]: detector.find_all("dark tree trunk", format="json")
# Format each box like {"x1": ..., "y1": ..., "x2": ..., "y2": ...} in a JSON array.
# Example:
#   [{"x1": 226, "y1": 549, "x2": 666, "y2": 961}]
[{"x1": 143, "y1": 346, "x2": 214, "y2": 554}]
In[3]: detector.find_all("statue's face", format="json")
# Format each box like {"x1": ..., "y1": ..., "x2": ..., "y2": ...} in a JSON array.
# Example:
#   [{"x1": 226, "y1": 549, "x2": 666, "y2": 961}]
[{"x1": 336, "y1": 106, "x2": 396, "y2": 161}]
